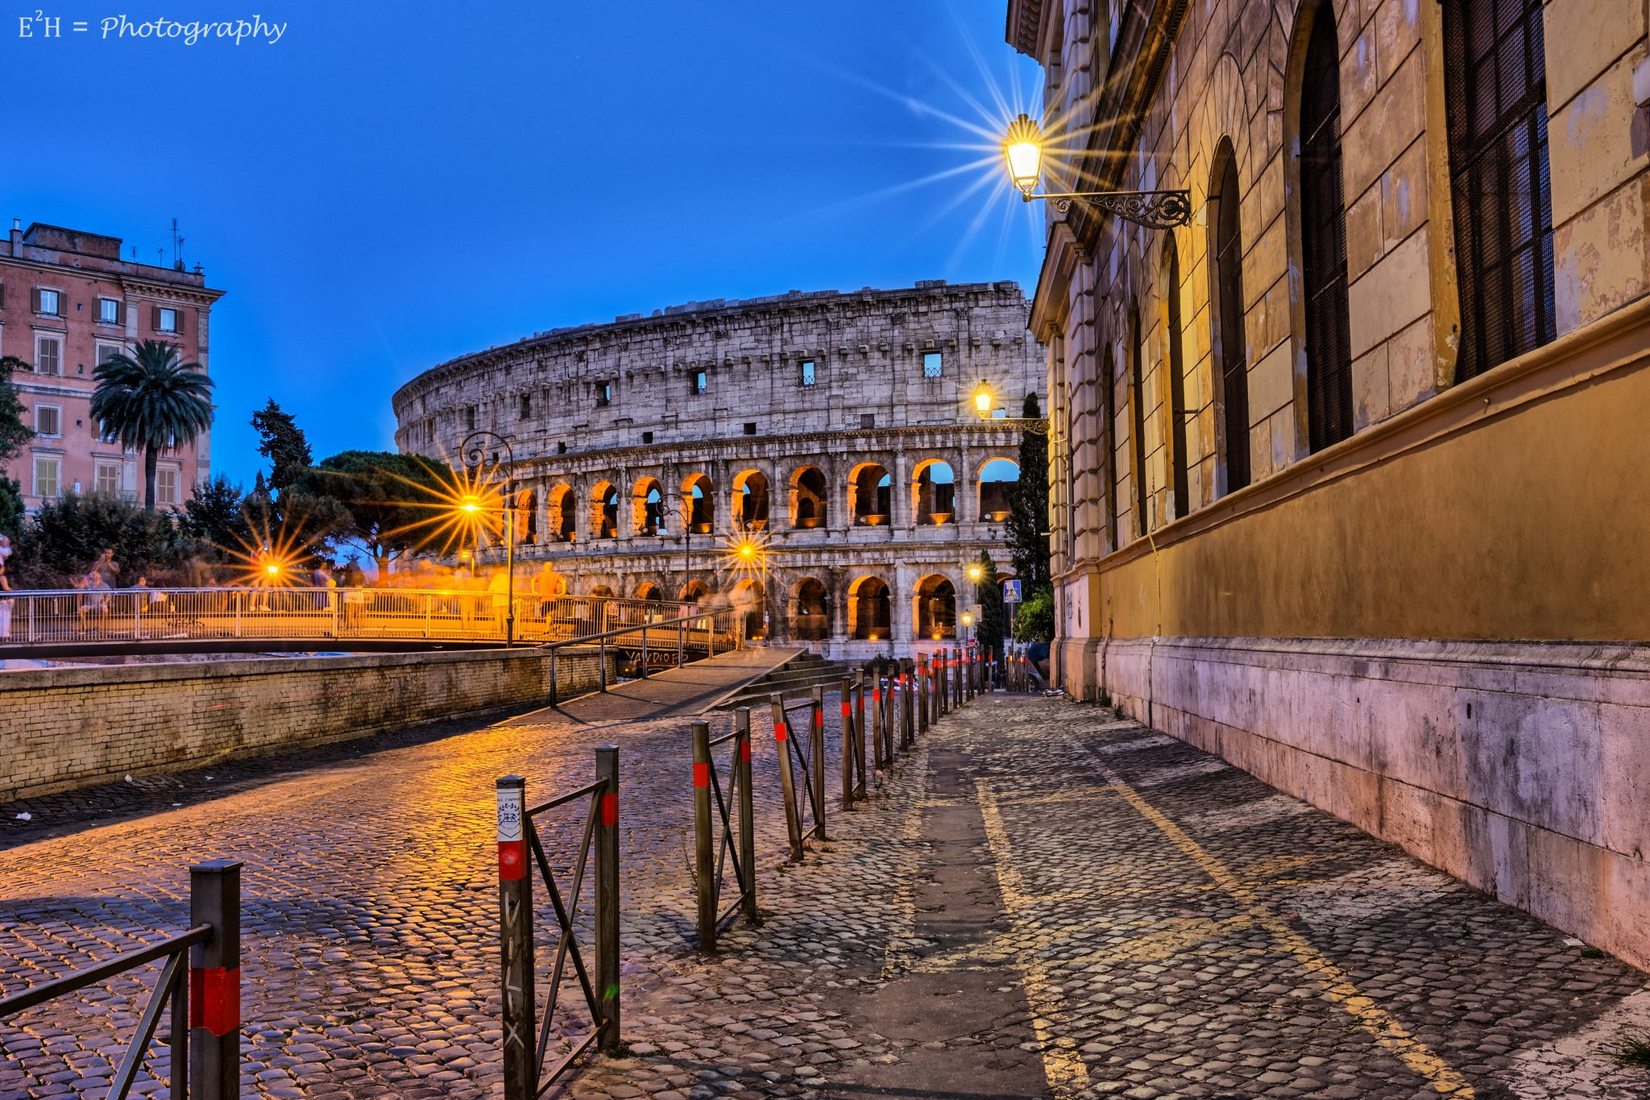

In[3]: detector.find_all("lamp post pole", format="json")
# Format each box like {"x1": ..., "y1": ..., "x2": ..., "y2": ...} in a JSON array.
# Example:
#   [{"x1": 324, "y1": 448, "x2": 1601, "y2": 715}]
[{"x1": 461, "y1": 430, "x2": 516, "y2": 647}]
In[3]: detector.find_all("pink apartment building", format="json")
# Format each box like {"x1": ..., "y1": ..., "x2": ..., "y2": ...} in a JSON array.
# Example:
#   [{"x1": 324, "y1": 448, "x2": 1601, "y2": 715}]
[{"x1": 0, "y1": 221, "x2": 225, "y2": 511}]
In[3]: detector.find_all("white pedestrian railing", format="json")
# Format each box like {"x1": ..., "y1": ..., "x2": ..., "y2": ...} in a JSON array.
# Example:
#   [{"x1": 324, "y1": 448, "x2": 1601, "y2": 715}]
[{"x1": 0, "y1": 586, "x2": 727, "y2": 648}]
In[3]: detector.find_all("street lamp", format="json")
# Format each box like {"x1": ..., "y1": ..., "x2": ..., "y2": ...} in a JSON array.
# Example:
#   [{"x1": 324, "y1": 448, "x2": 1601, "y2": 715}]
[
  {"x1": 1002, "y1": 112, "x2": 1192, "y2": 229},
  {"x1": 460, "y1": 430, "x2": 516, "y2": 646},
  {"x1": 971, "y1": 381, "x2": 1049, "y2": 435},
  {"x1": 967, "y1": 561, "x2": 984, "y2": 584}
]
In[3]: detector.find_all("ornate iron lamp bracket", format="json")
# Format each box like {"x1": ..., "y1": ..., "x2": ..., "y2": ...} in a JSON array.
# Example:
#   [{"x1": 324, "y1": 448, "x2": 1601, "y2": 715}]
[{"x1": 1037, "y1": 189, "x2": 1193, "y2": 230}]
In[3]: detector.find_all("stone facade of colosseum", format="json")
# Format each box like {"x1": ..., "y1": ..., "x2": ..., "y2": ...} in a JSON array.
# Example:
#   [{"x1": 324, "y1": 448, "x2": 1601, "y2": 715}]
[{"x1": 392, "y1": 280, "x2": 1045, "y2": 661}]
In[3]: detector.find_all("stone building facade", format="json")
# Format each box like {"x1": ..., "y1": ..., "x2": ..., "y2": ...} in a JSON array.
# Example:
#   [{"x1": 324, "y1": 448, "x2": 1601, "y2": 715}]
[
  {"x1": 392, "y1": 280, "x2": 1044, "y2": 661},
  {"x1": 1008, "y1": 0, "x2": 1650, "y2": 967},
  {"x1": 0, "y1": 221, "x2": 224, "y2": 510}
]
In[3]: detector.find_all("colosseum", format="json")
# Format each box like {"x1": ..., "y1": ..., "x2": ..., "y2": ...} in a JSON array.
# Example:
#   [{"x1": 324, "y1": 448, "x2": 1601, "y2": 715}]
[{"x1": 391, "y1": 279, "x2": 1044, "y2": 661}]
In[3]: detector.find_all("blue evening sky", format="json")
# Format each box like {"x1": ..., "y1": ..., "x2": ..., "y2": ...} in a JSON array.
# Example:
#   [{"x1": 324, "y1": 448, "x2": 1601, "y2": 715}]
[{"x1": 2, "y1": 1, "x2": 1044, "y2": 486}]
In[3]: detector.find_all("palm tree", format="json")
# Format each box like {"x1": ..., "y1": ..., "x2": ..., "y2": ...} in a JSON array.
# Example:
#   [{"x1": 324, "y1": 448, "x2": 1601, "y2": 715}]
[{"x1": 91, "y1": 340, "x2": 214, "y2": 511}]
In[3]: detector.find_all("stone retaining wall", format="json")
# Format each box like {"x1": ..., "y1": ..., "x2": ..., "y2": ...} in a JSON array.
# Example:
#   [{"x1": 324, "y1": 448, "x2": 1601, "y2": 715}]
[{"x1": 0, "y1": 647, "x2": 613, "y2": 802}]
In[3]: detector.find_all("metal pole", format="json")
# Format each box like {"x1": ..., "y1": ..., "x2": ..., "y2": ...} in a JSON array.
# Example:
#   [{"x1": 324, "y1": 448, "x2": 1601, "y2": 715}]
[
  {"x1": 854, "y1": 672, "x2": 867, "y2": 797},
  {"x1": 494, "y1": 777, "x2": 533, "y2": 1100},
  {"x1": 691, "y1": 722, "x2": 716, "y2": 952},
  {"x1": 188, "y1": 859, "x2": 241, "y2": 1100},
  {"x1": 870, "y1": 674, "x2": 884, "y2": 770},
  {"x1": 677, "y1": 619, "x2": 685, "y2": 668},
  {"x1": 811, "y1": 685, "x2": 827, "y2": 842},
  {"x1": 735, "y1": 707, "x2": 758, "y2": 923},
  {"x1": 640, "y1": 619, "x2": 649, "y2": 679},
  {"x1": 771, "y1": 696, "x2": 804, "y2": 862},
  {"x1": 599, "y1": 637, "x2": 608, "y2": 692},
  {"x1": 916, "y1": 657, "x2": 930, "y2": 736},
  {"x1": 839, "y1": 677, "x2": 855, "y2": 810},
  {"x1": 594, "y1": 745, "x2": 621, "y2": 1054},
  {"x1": 902, "y1": 659, "x2": 916, "y2": 748},
  {"x1": 548, "y1": 647, "x2": 559, "y2": 707},
  {"x1": 505, "y1": 497, "x2": 516, "y2": 647}
]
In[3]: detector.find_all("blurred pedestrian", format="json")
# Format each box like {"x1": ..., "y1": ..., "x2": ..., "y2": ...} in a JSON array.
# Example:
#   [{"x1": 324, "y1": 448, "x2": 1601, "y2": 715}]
[{"x1": 0, "y1": 557, "x2": 13, "y2": 641}]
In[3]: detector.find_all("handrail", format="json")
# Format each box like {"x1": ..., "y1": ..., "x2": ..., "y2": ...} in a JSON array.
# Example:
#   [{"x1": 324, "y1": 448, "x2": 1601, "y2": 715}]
[
  {"x1": 532, "y1": 606, "x2": 731, "y2": 651},
  {"x1": 525, "y1": 778, "x2": 606, "y2": 817},
  {"x1": 0, "y1": 923, "x2": 211, "y2": 1016}
]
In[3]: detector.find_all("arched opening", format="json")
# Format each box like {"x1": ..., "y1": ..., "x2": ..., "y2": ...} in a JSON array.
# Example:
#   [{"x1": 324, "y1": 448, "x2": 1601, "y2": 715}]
[
  {"x1": 790, "y1": 465, "x2": 828, "y2": 528},
  {"x1": 912, "y1": 460, "x2": 956, "y2": 525},
  {"x1": 635, "y1": 580, "x2": 664, "y2": 603},
  {"x1": 790, "y1": 577, "x2": 829, "y2": 641},
  {"x1": 914, "y1": 575, "x2": 956, "y2": 640},
  {"x1": 850, "y1": 463, "x2": 892, "y2": 526},
  {"x1": 633, "y1": 477, "x2": 664, "y2": 536},
  {"x1": 682, "y1": 473, "x2": 715, "y2": 535},
  {"x1": 978, "y1": 457, "x2": 1019, "y2": 523},
  {"x1": 1294, "y1": 1, "x2": 1354, "y2": 451},
  {"x1": 590, "y1": 584, "x2": 616, "y2": 599},
  {"x1": 591, "y1": 482, "x2": 620, "y2": 539},
  {"x1": 1163, "y1": 237, "x2": 1190, "y2": 518},
  {"x1": 678, "y1": 579, "x2": 709, "y2": 603},
  {"x1": 848, "y1": 576, "x2": 892, "y2": 641},
  {"x1": 515, "y1": 487, "x2": 537, "y2": 545},
  {"x1": 547, "y1": 483, "x2": 576, "y2": 543},
  {"x1": 1130, "y1": 303, "x2": 1148, "y2": 536},
  {"x1": 732, "y1": 469, "x2": 770, "y2": 530},
  {"x1": 730, "y1": 579, "x2": 766, "y2": 641},
  {"x1": 1209, "y1": 139, "x2": 1251, "y2": 494}
]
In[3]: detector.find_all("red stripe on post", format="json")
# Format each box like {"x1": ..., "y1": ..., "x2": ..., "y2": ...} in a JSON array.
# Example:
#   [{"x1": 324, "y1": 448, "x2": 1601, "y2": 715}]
[
  {"x1": 497, "y1": 840, "x2": 527, "y2": 880},
  {"x1": 814, "y1": 709, "x2": 823, "y2": 728},
  {"x1": 773, "y1": 721, "x2": 787, "y2": 742},
  {"x1": 189, "y1": 965, "x2": 239, "y2": 1037},
  {"x1": 740, "y1": 740, "x2": 752, "y2": 762},
  {"x1": 873, "y1": 688, "x2": 881, "y2": 703},
  {"x1": 692, "y1": 762, "x2": 710, "y2": 788},
  {"x1": 840, "y1": 701, "x2": 851, "y2": 718},
  {"x1": 601, "y1": 792, "x2": 618, "y2": 826}
]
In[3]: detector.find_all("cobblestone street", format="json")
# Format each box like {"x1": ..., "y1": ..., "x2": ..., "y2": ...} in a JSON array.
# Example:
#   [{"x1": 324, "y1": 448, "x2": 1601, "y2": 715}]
[{"x1": 2, "y1": 691, "x2": 1648, "y2": 1098}]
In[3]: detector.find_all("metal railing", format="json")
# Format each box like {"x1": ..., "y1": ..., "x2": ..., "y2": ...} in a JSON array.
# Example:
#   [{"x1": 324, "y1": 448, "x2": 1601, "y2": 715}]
[
  {"x1": 541, "y1": 606, "x2": 739, "y2": 706},
  {"x1": 769, "y1": 688, "x2": 828, "y2": 862},
  {"x1": 496, "y1": 752, "x2": 620, "y2": 1099},
  {"x1": 0, "y1": 860, "x2": 241, "y2": 1100},
  {"x1": 690, "y1": 713, "x2": 759, "y2": 953},
  {"x1": 0, "y1": 586, "x2": 703, "y2": 647}
]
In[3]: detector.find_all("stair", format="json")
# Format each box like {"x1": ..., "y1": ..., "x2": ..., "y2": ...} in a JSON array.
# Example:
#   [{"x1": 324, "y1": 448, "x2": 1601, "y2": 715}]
[{"x1": 713, "y1": 650, "x2": 857, "y2": 710}]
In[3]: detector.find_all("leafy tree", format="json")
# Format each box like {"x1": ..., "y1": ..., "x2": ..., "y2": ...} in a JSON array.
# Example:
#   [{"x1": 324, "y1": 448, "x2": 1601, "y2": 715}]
[
  {"x1": 251, "y1": 399, "x2": 312, "y2": 497},
  {"x1": 91, "y1": 340, "x2": 214, "y2": 511},
  {"x1": 291, "y1": 450, "x2": 451, "y2": 569},
  {"x1": 12, "y1": 494, "x2": 186, "y2": 587},
  {"x1": 0, "y1": 477, "x2": 22, "y2": 540},
  {"x1": 180, "y1": 475, "x2": 247, "y2": 558},
  {"x1": 0, "y1": 355, "x2": 33, "y2": 464},
  {"x1": 1013, "y1": 586, "x2": 1055, "y2": 643},
  {"x1": 1006, "y1": 393, "x2": 1051, "y2": 593},
  {"x1": 972, "y1": 550, "x2": 1005, "y2": 663}
]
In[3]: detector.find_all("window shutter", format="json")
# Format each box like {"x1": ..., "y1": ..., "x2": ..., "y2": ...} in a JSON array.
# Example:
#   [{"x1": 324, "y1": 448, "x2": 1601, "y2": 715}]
[
  {"x1": 175, "y1": 309, "x2": 186, "y2": 336},
  {"x1": 1299, "y1": 8, "x2": 1354, "y2": 453},
  {"x1": 115, "y1": 300, "x2": 125, "y2": 325},
  {"x1": 151, "y1": 305, "x2": 161, "y2": 330},
  {"x1": 32, "y1": 288, "x2": 41, "y2": 313}
]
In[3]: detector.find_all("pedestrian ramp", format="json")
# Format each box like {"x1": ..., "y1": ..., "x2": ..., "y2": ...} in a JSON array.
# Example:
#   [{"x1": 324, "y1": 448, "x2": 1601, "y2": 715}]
[{"x1": 513, "y1": 646, "x2": 807, "y2": 724}]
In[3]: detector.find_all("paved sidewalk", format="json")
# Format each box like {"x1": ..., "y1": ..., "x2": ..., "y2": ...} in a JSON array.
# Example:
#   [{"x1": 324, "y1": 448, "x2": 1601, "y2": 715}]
[{"x1": 1, "y1": 694, "x2": 1647, "y2": 1098}]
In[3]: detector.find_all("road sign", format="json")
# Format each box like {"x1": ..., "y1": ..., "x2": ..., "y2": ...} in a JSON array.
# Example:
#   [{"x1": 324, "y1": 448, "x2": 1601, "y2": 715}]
[{"x1": 1002, "y1": 579, "x2": 1022, "y2": 603}]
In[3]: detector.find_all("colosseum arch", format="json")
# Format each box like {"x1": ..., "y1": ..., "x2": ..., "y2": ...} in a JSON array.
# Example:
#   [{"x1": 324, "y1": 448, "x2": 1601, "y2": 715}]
[
  {"x1": 789, "y1": 465, "x2": 828, "y2": 528},
  {"x1": 590, "y1": 584, "x2": 616, "y2": 598},
  {"x1": 790, "y1": 576, "x2": 829, "y2": 641},
  {"x1": 591, "y1": 481, "x2": 621, "y2": 539},
  {"x1": 730, "y1": 578, "x2": 767, "y2": 641},
  {"x1": 848, "y1": 576, "x2": 892, "y2": 641},
  {"x1": 732, "y1": 469, "x2": 770, "y2": 530},
  {"x1": 682, "y1": 473, "x2": 716, "y2": 534},
  {"x1": 515, "y1": 487, "x2": 537, "y2": 545},
  {"x1": 547, "y1": 483, "x2": 577, "y2": 543},
  {"x1": 914, "y1": 574, "x2": 957, "y2": 640},
  {"x1": 911, "y1": 459, "x2": 957, "y2": 526},
  {"x1": 678, "y1": 578, "x2": 710, "y2": 603},
  {"x1": 634, "y1": 580, "x2": 664, "y2": 603},
  {"x1": 849, "y1": 462, "x2": 892, "y2": 526},
  {"x1": 633, "y1": 477, "x2": 665, "y2": 536},
  {"x1": 978, "y1": 457, "x2": 1020, "y2": 523}
]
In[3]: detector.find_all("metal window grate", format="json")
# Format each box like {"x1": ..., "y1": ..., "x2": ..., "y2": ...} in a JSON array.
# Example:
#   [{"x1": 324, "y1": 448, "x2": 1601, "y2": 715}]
[
  {"x1": 1300, "y1": 9, "x2": 1354, "y2": 452},
  {"x1": 1443, "y1": 0, "x2": 1556, "y2": 381},
  {"x1": 1213, "y1": 149, "x2": 1251, "y2": 492},
  {"x1": 1164, "y1": 242, "x2": 1189, "y2": 517},
  {"x1": 1129, "y1": 306, "x2": 1148, "y2": 536}
]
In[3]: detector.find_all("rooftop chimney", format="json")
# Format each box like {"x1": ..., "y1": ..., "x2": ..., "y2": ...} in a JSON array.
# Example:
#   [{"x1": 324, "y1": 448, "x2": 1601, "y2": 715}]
[{"x1": 9, "y1": 219, "x2": 19, "y2": 253}]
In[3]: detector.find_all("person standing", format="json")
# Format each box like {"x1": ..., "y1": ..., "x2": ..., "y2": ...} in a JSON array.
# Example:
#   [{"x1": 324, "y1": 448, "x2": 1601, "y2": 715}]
[{"x1": 0, "y1": 557, "x2": 13, "y2": 641}]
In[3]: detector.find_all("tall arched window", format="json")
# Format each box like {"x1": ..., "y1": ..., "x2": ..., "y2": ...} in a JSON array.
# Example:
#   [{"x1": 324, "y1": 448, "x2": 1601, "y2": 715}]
[
  {"x1": 1210, "y1": 142, "x2": 1251, "y2": 492},
  {"x1": 1100, "y1": 345, "x2": 1118, "y2": 548},
  {"x1": 1443, "y1": 0, "x2": 1555, "y2": 381},
  {"x1": 1298, "y1": 6, "x2": 1353, "y2": 451},
  {"x1": 1164, "y1": 240, "x2": 1189, "y2": 518},
  {"x1": 1129, "y1": 304, "x2": 1148, "y2": 536}
]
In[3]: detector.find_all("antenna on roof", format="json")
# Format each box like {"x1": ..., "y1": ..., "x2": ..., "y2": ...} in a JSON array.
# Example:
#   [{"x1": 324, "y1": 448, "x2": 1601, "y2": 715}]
[{"x1": 170, "y1": 218, "x2": 185, "y2": 271}]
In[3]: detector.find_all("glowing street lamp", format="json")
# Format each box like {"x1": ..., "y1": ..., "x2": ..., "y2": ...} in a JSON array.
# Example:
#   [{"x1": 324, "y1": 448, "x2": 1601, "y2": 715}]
[
  {"x1": 459, "y1": 431, "x2": 517, "y2": 646},
  {"x1": 967, "y1": 562, "x2": 985, "y2": 584},
  {"x1": 973, "y1": 382, "x2": 995, "y2": 419},
  {"x1": 1001, "y1": 112, "x2": 1192, "y2": 229}
]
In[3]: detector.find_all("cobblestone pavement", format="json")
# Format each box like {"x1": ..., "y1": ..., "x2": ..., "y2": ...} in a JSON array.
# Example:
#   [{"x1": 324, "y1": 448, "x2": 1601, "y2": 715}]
[{"x1": 2, "y1": 693, "x2": 1648, "y2": 1098}]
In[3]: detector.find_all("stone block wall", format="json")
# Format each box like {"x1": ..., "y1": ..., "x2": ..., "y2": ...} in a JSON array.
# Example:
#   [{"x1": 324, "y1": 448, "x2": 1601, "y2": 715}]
[{"x1": 0, "y1": 647, "x2": 612, "y2": 802}]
